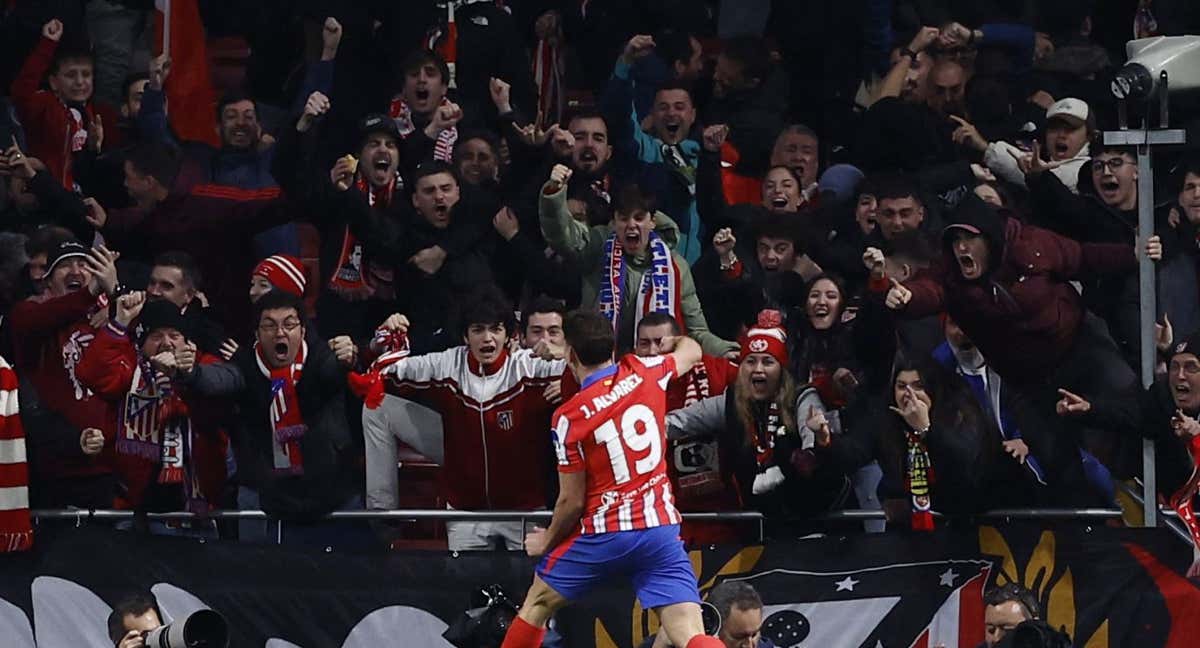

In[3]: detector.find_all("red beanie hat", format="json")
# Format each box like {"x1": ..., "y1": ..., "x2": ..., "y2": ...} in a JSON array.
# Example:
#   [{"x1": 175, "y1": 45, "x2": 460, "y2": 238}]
[
  {"x1": 253, "y1": 255, "x2": 307, "y2": 297},
  {"x1": 740, "y1": 310, "x2": 789, "y2": 366}
]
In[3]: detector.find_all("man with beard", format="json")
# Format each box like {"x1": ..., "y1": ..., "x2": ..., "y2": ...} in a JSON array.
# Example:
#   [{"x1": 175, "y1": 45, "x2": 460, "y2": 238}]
[
  {"x1": 540, "y1": 166, "x2": 737, "y2": 359},
  {"x1": 137, "y1": 18, "x2": 341, "y2": 195},
  {"x1": 11, "y1": 19, "x2": 120, "y2": 191},
  {"x1": 136, "y1": 19, "x2": 344, "y2": 256},
  {"x1": 604, "y1": 35, "x2": 704, "y2": 264},
  {"x1": 885, "y1": 195, "x2": 1159, "y2": 425},
  {"x1": 8, "y1": 240, "x2": 120, "y2": 508},
  {"x1": 75, "y1": 293, "x2": 228, "y2": 519},
  {"x1": 180, "y1": 291, "x2": 361, "y2": 545},
  {"x1": 356, "y1": 292, "x2": 564, "y2": 551},
  {"x1": 1023, "y1": 142, "x2": 1182, "y2": 366},
  {"x1": 925, "y1": 60, "x2": 968, "y2": 118}
]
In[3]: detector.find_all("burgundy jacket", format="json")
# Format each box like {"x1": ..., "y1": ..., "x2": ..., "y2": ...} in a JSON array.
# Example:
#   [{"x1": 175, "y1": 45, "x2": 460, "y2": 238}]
[
  {"x1": 11, "y1": 36, "x2": 121, "y2": 189},
  {"x1": 75, "y1": 323, "x2": 229, "y2": 510},
  {"x1": 8, "y1": 289, "x2": 113, "y2": 483},
  {"x1": 901, "y1": 216, "x2": 1136, "y2": 382}
]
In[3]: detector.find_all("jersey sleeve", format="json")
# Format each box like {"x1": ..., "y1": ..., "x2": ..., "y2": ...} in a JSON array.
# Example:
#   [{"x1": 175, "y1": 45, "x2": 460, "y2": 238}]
[
  {"x1": 629, "y1": 354, "x2": 678, "y2": 391},
  {"x1": 552, "y1": 412, "x2": 586, "y2": 473}
]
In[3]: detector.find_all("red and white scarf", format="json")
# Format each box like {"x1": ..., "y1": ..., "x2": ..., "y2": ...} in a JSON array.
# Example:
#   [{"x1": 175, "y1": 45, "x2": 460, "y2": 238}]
[
  {"x1": 598, "y1": 231, "x2": 683, "y2": 335},
  {"x1": 117, "y1": 356, "x2": 191, "y2": 488},
  {"x1": 682, "y1": 362, "x2": 710, "y2": 408},
  {"x1": 347, "y1": 328, "x2": 411, "y2": 410},
  {"x1": 1170, "y1": 428, "x2": 1200, "y2": 577},
  {"x1": 255, "y1": 340, "x2": 308, "y2": 476},
  {"x1": 327, "y1": 175, "x2": 399, "y2": 301},
  {"x1": 389, "y1": 96, "x2": 458, "y2": 162},
  {"x1": 532, "y1": 38, "x2": 563, "y2": 128},
  {"x1": 0, "y1": 356, "x2": 32, "y2": 552}
]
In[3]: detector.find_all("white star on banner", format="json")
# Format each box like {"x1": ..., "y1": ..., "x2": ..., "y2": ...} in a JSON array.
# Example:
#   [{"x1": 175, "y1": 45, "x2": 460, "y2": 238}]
[
  {"x1": 834, "y1": 576, "x2": 859, "y2": 592},
  {"x1": 939, "y1": 568, "x2": 959, "y2": 587}
]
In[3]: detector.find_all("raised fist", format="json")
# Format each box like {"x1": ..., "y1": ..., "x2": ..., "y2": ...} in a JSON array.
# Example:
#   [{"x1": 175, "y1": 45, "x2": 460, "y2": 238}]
[
  {"x1": 702, "y1": 124, "x2": 730, "y2": 153},
  {"x1": 115, "y1": 290, "x2": 146, "y2": 327},
  {"x1": 548, "y1": 164, "x2": 573, "y2": 191},
  {"x1": 489, "y1": 77, "x2": 512, "y2": 113},
  {"x1": 862, "y1": 247, "x2": 885, "y2": 278},
  {"x1": 42, "y1": 19, "x2": 64, "y2": 42},
  {"x1": 298, "y1": 91, "x2": 331, "y2": 132},
  {"x1": 622, "y1": 35, "x2": 656, "y2": 64},
  {"x1": 322, "y1": 17, "x2": 344, "y2": 56}
]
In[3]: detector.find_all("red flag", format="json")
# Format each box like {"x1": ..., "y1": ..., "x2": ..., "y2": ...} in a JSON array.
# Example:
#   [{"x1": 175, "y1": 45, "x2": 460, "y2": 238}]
[
  {"x1": 154, "y1": 0, "x2": 220, "y2": 147},
  {"x1": 1126, "y1": 542, "x2": 1200, "y2": 648},
  {"x1": 0, "y1": 356, "x2": 33, "y2": 553}
]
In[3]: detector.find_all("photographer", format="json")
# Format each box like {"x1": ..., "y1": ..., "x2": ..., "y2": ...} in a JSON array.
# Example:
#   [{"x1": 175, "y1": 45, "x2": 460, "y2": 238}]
[{"x1": 106, "y1": 592, "x2": 162, "y2": 648}]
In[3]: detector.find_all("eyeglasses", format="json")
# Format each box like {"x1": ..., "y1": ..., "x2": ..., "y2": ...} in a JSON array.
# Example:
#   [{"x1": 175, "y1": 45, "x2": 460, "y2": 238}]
[
  {"x1": 1171, "y1": 360, "x2": 1200, "y2": 375},
  {"x1": 1092, "y1": 158, "x2": 1129, "y2": 173},
  {"x1": 258, "y1": 318, "x2": 302, "y2": 335}
]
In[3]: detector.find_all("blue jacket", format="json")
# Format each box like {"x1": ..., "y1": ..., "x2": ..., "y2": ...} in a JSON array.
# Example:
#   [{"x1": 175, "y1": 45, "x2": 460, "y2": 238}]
[{"x1": 601, "y1": 59, "x2": 704, "y2": 265}]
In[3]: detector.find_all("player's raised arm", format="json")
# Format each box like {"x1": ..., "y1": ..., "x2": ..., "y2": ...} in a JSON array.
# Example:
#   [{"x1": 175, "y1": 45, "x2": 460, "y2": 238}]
[{"x1": 666, "y1": 335, "x2": 703, "y2": 376}]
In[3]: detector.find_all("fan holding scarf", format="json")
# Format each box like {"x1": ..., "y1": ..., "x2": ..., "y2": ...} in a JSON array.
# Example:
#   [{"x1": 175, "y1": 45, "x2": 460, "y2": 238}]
[
  {"x1": 180, "y1": 291, "x2": 359, "y2": 534},
  {"x1": 539, "y1": 164, "x2": 738, "y2": 358},
  {"x1": 75, "y1": 293, "x2": 228, "y2": 514}
]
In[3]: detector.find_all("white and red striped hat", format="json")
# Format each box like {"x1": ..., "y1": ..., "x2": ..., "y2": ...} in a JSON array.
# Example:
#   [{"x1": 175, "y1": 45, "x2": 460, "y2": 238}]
[
  {"x1": 740, "y1": 310, "x2": 789, "y2": 365},
  {"x1": 252, "y1": 255, "x2": 307, "y2": 298}
]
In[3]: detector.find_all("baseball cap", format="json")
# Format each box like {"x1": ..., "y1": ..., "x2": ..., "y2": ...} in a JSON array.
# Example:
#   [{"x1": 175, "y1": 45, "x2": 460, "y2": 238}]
[
  {"x1": 1046, "y1": 98, "x2": 1090, "y2": 128},
  {"x1": 46, "y1": 240, "x2": 89, "y2": 275},
  {"x1": 358, "y1": 113, "x2": 402, "y2": 142}
]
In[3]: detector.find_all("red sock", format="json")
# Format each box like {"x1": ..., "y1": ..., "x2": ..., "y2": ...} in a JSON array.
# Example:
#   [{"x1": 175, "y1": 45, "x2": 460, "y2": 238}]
[
  {"x1": 501, "y1": 616, "x2": 546, "y2": 648},
  {"x1": 685, "y1": 636, "x2": 724, "y2": 648}
]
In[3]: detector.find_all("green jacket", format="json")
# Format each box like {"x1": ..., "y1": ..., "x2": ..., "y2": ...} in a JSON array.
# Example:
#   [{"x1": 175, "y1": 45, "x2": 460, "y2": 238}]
[{"x1": 539, "y1": 182, "x2": 738, "y2": 357}]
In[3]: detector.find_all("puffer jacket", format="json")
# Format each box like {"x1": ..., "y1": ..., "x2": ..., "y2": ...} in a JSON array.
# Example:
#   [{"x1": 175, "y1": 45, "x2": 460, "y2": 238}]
[{"x1": 900, "y1": 195, "x2": 1136, "y2": 382}]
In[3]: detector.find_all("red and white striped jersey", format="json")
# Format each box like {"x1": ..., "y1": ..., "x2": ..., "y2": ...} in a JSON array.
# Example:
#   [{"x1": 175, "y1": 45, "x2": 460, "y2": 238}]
[{"x1": 553, "y1": 354, "x2": 682, "y2": 535}]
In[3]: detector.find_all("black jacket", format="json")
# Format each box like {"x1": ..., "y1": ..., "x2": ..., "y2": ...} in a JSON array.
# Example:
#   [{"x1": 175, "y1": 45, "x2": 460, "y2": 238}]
[{"x1": 185, "y1": 341, "x2": 357, "y2": 519}]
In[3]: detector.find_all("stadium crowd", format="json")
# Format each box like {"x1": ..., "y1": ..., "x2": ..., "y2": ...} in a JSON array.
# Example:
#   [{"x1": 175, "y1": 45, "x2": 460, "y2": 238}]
[{"x1": 2, "y1": 0, "x2": 1200, "y2": 556}]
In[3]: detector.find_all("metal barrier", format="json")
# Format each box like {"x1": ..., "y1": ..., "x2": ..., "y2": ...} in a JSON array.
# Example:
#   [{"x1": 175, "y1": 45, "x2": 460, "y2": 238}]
[{"x1": 29, "y1": 508, "x2": 1135, "y2": 546}]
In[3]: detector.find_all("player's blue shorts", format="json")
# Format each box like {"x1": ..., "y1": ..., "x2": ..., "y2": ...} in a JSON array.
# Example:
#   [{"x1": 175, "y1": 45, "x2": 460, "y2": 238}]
[{"x1": 536, "y1": 524, "x2": 701, "y2": 609}]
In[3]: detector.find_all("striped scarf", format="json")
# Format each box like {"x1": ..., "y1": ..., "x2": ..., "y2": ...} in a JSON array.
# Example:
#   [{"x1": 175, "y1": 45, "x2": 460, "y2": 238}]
[
  {"x1": 389, "y1": 96, "x2": 458, "y2": 162},
  {"x1": 255, "y1": 341, "x2": 307, "y2": 476},
  {"x1": 0, "y1": 355, "x2": 32, "y2": 552},
  {"x1": 1169, "y1": 425, "x2": 1200, "y2": 577},
  {"x1": 347, "y1": 328, "x2": 411, "y2": 410},
  {"x1": 117, "y1": 356, "x2": 190, "y2": 487},
  {"x1": 905, "y1": 430, "x2": 936, "y2": 531},
  {"x1": 327, "y1": 175, "x2": 399, "y2": 301},
  {"x1": 597, "y1": 231, "x2": 682, "y2": 336}
]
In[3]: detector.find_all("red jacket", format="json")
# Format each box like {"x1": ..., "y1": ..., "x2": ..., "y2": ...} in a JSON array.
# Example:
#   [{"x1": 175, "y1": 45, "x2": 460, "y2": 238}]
[
  {"x1": 102, "y1": 184, "x2": 288, "y2": 333},
  {"x1": 75, "y1": 323, "x2": 228, "y2": 509},
  {"x1": 10, "y1": 36, "x2": 120, "y2": 189},
  {"x1": 384, "y1": 347, "x2": 564, "y2": 510},
  {"x1": 7, "y1": 289, "x2": 112, "y2": 482},
  {"x1": 901, "y1": 216, "x2": 1136, "y2": 382}
]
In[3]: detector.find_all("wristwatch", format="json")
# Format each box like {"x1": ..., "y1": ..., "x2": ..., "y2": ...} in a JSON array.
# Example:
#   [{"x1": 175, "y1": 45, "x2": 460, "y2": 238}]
[
  {"x1": 719, "y1": 252, "x2": 739, "y2": 271},
  {"x1": 900, "y1": 48, "x2": 918, "y2": 63}
]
